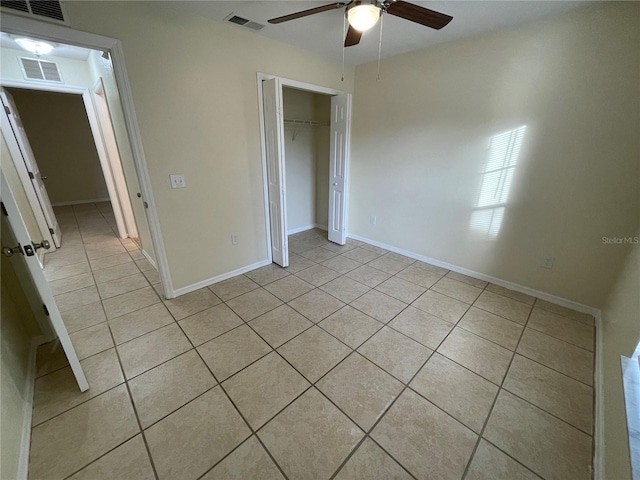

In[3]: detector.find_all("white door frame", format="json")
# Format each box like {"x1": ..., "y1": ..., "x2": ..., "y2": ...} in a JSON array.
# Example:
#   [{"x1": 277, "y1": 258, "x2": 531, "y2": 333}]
[
  {"x1": 91, "y1": 78, "x2": 138, "y2": 239},
  {"x1": 1, "y1": 13, "x2": 174, "y2": 299},
  {"x1": 1, "y1": 80, "x2": 134, "y2": 241},
  {"x1": 1, "y1": 169, "x2": 88, "y2": 392},
  {"x1": 256, "y1": 72, "x2": 352, "y2": 263}
]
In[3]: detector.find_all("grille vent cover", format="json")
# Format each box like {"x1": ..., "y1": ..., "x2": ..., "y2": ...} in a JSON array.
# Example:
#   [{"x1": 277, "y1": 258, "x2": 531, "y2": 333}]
[
  {"x1": 225, "y1": 14, "x2": 264, "y2": 31},
  {"x1": 20, "y1": 57, "x2": 63, "y2": 82},
  {"x1": 1, "y1": 0, "x2": 66, "y2": 23}
]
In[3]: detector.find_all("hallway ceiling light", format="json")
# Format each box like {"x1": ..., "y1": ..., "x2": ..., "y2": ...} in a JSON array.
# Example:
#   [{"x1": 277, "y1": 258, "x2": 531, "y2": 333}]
[
  {"x1": 347, "y1": 1, "x2": 381, "y2": 31},
  {"x1": 14, "y1": 37, "x2": 55, "y2": 56}
]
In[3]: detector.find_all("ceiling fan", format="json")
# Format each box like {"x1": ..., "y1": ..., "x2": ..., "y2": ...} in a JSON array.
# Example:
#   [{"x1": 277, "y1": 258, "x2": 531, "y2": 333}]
[{"x1": 268, "y1": 1, "x2": 453, "y2": 47}]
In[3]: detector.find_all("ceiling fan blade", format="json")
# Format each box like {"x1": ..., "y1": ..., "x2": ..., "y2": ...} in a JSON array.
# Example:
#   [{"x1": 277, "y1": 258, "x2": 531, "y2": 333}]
[
  {"x1": 385, "y1": 1, "x2": 452, "y2": 30},
  {"x1": 344, "y1": 25, "x2": 363, "y2": 47},
  {"x1": 268, "y1": 3, "x2": 346, "y2": 24}
]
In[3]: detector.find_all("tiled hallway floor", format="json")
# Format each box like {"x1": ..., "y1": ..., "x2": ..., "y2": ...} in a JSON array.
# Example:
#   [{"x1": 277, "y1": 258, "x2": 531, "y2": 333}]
[{"x1": 30, "y1": 203, "x2": 595, "y2": 480}]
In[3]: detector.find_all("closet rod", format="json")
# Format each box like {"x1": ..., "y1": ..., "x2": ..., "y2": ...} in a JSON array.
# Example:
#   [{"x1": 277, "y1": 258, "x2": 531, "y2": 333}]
[{"x1": 283, "y1": 119, "x2": 329, "y2": 127}]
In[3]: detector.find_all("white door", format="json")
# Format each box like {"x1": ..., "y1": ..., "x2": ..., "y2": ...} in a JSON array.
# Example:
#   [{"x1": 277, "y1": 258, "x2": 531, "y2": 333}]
[
  {"x1": 1, "y1": 170, "x2": 88, "y2": 392},
  {"x1": 262, "y1": 78, "x2": 288, "y2": 267},
  {"x1": 91, "y1": 79, "x2": 138, "y2": 239},
  {"x1": 328, "y1": 93, "x2": 351, "y2": 245},
  {"x1": 0, "y1": 88, "x2": 61, "y2": 248}
]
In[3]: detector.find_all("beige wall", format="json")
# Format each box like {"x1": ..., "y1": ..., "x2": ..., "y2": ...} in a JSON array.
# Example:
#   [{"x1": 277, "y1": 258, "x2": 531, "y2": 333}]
[
  {"x1": 63, "y1": 1, "x2": 354, "y2": 290},
  {"x1": 283, "y1": 88, "x2": 331, "y2": 231},
  {"x1": 1, "y1": 224, "x2": 42, "y2": 480},
  {"x1": 7, "y1": 88, "x2": 109, "y2": 205},
  {"x1": 315, "y1": 95, "x2": 331, "y2": 228},
  {"x1": 349, "y1": 2, "x2": 639, "y2": 308},
  {"x1": 600, "y1": 237, "x2": 639, "y2": 480}
]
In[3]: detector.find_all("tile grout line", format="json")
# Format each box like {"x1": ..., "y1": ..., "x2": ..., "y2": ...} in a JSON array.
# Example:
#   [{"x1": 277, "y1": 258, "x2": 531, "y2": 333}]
[
  {"x1": 39, "y1": 225, "x2": 595, "y2": 479},
  {"x1": 167, "y1": 310, "x2": 294, "y2": 480},
  {"x1": 460, "y1": 289, "x2": 540, "y2": 480},
  {"x1": 39, "y1": 204, "x2": 158, "y2": 480},
  {"x1": 326, "y1": 277, "x2": 482, "y2": 480},
  {"x1": 84, "y1": 204, "x2": 162, "y2": 480}
]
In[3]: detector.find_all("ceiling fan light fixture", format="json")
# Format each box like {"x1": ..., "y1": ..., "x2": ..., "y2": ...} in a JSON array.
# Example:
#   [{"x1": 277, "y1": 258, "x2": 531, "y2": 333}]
[
  {"x1": 347, "y1": 1, "x2": 381, "y2": 32},
  {"x1": 14, "y1": 37, "x2": 55, "y2": 56}
]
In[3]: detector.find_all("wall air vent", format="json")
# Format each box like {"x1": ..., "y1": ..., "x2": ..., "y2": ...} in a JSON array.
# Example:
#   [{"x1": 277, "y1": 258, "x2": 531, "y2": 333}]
[
  {"x1": 1, "y1": 0, "x2": 67, "y2": 23},
  {"x1": 225, "y1": 13, "x2": 265, "y2": 31},
  {"x1": 19, "y1": 57, "x2": 63, "y2": 82}
]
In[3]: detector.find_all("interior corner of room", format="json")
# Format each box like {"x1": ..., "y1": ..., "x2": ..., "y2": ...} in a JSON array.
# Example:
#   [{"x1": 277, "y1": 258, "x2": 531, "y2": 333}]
[{"x1": 0, "y1": 2, "x2": 638, "y2": 480}]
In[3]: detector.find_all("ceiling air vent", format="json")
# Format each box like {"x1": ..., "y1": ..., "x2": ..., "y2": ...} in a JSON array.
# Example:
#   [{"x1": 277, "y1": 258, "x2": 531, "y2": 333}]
[
  {"x1": 1, "y1": 0, "x2": 67, "y2": 23},
  {"x1": 225, "y1": 14, "x2": 264, "y2": 31},
  {"x1": 20, "y1": 57, "x2": 62, "y2": 82}
]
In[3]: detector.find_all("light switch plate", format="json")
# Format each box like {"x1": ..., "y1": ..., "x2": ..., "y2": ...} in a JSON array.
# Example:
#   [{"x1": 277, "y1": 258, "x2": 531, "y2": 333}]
[{"x1": 170, "y1": 174, "x2": 186, "y2": 189}]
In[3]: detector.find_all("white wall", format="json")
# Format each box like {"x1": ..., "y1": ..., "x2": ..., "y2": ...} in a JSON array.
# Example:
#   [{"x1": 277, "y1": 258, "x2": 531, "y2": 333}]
[
  {"x1": 7, "y1": 88, "x2": 109, "y2": 205},
  {"x1": 62, "y1": 1, "x2": 354, "y2": 291},
  {"x1": 283, "y1": 88, "x2": 331, "y2": 232},
  {"x1": 284, "y1": 88, "x2": 317, "y2": 231},
  {"x1": 0, "y1": 47, "x2": 93, "y2": 86},
  {"x1": 349, "y1": 2, "x2": 639, "y2": 308},
  {"x1": 600, "y1": 237, "x2": 640, "y2": 480}
]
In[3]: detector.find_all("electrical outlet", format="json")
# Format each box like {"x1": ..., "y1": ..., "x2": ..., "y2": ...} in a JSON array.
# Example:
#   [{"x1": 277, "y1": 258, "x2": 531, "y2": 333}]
[
  {"x1": 541, "y1": 256, "x2": 556, "y2": 269},
  {"x1": 170, "y1": 174, "x2": 186, "y2": 189},
  {"x1": 231, "y1": 234, "x2": 239, "y2": 245},
  {"x1": 370, "y1": 215, "x2": 377, "y2": 225}
]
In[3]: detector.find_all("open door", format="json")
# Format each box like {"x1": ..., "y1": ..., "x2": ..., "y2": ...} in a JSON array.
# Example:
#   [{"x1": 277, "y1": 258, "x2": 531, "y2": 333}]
[
  {"x1": 90, "y1": 78, "x2": 138, "y2": 239},
  {"x1": 328, "y1": 93, "x2": 351, "y2": 245},
  {"x1": 1, "y1": 170, "x2": 88, "y2": 392},
  {"x1": 262, "y1": 78, "x2": 289, "y2": 267},
  {"x1": 0, "y1": 87, "x2": 61, "y2": 248}
]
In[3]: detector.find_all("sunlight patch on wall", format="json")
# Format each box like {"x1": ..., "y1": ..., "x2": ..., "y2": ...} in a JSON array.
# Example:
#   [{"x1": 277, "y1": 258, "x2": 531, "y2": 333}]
[{"x1": 470, "y1": 126, "x2": 526, "y2": 237}]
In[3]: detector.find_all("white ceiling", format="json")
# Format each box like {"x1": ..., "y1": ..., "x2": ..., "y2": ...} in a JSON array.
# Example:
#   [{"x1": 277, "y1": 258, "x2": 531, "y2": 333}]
[
  {"x1": 0, "y1": 32, "x2": 92, "y2": 61},
  {"x1": 166, "y1": 1, "x2": 593, "y2": 66}
]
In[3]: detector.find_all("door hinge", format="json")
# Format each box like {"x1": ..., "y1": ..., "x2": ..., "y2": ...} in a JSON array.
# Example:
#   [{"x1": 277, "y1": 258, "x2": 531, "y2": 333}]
[
  {"x1": 42, "y1": 304, "x2": 50, "y2": 316},
  {"x1": 4, "y1": 105, "x2": 10, "y2": 115},
  {"x1": 49, "y1": 227, "x2": 54, "y2": 235},
  {"x1": 1, "y1": 202, "x2": 7, "y2": 216},
  {"x1": 28, "y1": 171, "x2": 35, "y2": 179}
]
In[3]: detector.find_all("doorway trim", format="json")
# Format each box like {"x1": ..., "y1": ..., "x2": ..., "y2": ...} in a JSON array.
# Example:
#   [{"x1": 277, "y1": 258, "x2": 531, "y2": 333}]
[
  {"x1": 1, "y1": 13, "x2": 174, "y2": 298},
  {"x1": 256, "y1": 72, "x2": 352, "y2": 264},
  {"x1": 1, "y1": 80, "x2": 134, "y2": 242}
]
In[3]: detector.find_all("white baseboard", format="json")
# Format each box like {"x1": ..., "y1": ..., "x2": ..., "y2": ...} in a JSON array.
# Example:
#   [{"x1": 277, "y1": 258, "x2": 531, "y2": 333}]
[
  {"x1": 51, "y1": 197, "x2": 110, "y2": 207},
  {"x1": 141, "y1": 249, "x2": 157, "y2": 270},
  {"x1": 171, "y1": 259, "x2": 272, "y2": 297},
  {"x1": 287, "y1": 224, "x2": 328, "y2": 235},
  {"x1": 593, "y1": 311, "x2": 604, "y2": 480},
  {"x1": 347, "y1": 233, "x2": 600, "y2": 317},
  {"x1": 18, "y1": 335, "x2": 46, "y2": 480}
]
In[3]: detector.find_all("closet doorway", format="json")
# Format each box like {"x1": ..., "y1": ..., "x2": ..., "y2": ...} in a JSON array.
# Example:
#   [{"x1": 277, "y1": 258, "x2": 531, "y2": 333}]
[{"x1": 258, "y1": 74, "x2": 352, "y2": 268}]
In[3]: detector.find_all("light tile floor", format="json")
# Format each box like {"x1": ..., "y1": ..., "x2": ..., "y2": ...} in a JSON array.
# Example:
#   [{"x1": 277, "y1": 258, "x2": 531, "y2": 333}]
[{"x1": 30, "y1": 203, "x2": 596, "y2": 480}]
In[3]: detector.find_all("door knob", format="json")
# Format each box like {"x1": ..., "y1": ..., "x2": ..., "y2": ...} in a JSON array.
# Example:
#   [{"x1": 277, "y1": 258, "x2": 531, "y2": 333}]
[
  {"x1": 332, "y1": 182, "x2": 338, "y2": 186},
  {"x1": 33, "y1": 240, "x2": 50, "y2": 250},
  {"x1": 40, "y1": 176, "x2": 48, "y2": 180},
  {"x1": 2, "y1": 244, "x2": 23, "y2": 257}
]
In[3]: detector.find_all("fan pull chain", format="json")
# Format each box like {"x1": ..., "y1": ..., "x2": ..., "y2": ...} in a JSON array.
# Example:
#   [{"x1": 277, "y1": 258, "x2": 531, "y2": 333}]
[
  {"x1": 376, "y1": 14, "x2": 384, "y2": 82},
  {"x1": 341, "y1": 14, "x2": 346, "y2": 82}
]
